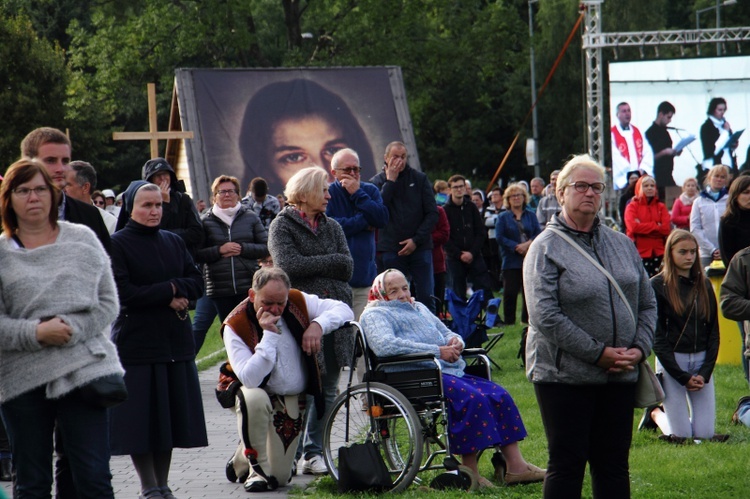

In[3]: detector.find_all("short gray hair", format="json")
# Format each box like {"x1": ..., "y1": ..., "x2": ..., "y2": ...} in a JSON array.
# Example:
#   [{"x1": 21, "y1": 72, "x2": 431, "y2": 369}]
[
  {"x1": 284, "y1": 166, "x2": 328, "y2": 207},
  {"x1": 331, "y1": 148, "x2": 360, "y2": 170},
  {"x1": 556, "y1": 154, "x2": 606, "y2": 201},
  {"x1": 68, "y1": 160, "x2": 97, "y2": 189},
  {"x1": 252, "y1": 267, "x2": 291, "y2": 292}
]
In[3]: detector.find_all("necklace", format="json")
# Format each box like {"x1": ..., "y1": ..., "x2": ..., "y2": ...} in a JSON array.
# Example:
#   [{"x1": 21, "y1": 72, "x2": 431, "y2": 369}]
[{"x1": 175, "y1": 309, "x2": 189, "y2": 321}]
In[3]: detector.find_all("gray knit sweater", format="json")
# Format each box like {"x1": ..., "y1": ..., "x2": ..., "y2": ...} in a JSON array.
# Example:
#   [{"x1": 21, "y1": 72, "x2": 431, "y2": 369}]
[
  {"x1": 268, "y1": 207, "x2": 354, "y2": 368},
  {"x1": 0, "y1": 222, "x2": 123, "y2": 402}
]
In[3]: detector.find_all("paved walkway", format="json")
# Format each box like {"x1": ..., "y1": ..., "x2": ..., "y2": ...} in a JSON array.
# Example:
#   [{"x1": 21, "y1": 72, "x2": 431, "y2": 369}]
[{"x1": 1, "y1": 363, "x2": 323, "y2": 498}]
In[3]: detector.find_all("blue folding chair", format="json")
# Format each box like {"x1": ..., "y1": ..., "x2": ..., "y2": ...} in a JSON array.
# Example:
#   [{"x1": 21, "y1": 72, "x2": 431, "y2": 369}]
[
  {"x1": 443, "y1": 289, "x2": 487, "y2": 348},
  {"x1": 442, "y1": 289, "x2": 503, "y2": 370}
]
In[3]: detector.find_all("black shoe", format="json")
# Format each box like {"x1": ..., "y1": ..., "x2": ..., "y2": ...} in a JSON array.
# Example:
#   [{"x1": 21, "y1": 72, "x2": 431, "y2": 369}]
[
  {"x1": 225, "y1": 457, "x2": 237, "y2": 483},
  {"x1": 638, "y1": 405, "x2": 659, "y2": 431},
  {"x1": 0, "y1": 457, "x2": 11, "y2": 482},
  {"x1": 658, "y1": 434, "x2": 687, "y2": 445},
  {"x1": 244, "y1": 472, "x2": 269, "y2": 493}
]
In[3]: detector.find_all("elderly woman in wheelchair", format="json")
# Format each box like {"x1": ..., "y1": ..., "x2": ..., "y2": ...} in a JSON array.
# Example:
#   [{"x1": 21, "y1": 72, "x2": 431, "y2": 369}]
[{"x1": 356, "y1": 269, "x2": 545, "y2": 488}]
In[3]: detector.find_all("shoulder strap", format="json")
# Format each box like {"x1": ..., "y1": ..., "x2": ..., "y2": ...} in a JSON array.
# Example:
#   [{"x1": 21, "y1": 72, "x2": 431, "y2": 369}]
[{"x1": 546, "y1": 227, "x2": 635, "y2": 324}]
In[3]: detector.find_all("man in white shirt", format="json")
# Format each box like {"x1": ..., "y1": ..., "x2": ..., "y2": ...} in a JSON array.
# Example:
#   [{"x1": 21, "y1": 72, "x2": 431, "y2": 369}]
[
  {"x1": 222, "y1": 267, "x2": 353, "y2": 493},
  {"x1": 611, "y1": 102, "x2": 653, "y2": 189}
]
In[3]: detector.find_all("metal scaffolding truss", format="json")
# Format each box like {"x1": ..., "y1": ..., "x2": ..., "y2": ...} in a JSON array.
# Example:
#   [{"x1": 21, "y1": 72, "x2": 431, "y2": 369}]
[
  {"x1": 589, "y1": 27, "x2": 750, "y2": 51},
  {"x1": 580, "y1": 0, "x2": 750, "y2": 165}
]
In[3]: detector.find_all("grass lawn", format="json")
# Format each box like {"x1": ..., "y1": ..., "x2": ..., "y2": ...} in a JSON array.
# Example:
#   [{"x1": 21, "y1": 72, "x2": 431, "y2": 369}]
[{"x1": 194, "y1": 307, "x2": 750, "y2": 497}]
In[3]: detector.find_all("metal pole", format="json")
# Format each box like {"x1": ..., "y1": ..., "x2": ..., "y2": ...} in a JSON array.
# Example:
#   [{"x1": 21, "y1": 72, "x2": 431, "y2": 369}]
[
  {"x1": 529, "y1": 0, "x2": 540, "y2": 178},
  {"x1": 717, "y1": 0, "x2": 722, "y2": 55}
]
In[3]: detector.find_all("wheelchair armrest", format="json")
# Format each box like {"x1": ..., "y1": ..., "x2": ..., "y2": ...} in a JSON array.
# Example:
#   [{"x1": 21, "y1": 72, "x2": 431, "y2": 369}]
[
  {"x1": 462, "y1": 348, "x2": 487, "y2": 357},
  {"x1": 376, "y1": 352, "x2": 436, "y2": 364}
]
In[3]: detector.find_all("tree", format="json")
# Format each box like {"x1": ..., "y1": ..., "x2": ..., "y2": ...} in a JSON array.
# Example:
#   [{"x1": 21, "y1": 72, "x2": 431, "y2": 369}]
[{"x1": 0, "y1": 15, "x2": 69, "y2": 166}]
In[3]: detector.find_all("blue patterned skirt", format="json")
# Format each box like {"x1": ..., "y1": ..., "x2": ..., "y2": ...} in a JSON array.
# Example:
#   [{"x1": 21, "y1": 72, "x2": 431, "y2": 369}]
[{"x1": 443, "y1": 373, "x2": 527, "y2": 455}]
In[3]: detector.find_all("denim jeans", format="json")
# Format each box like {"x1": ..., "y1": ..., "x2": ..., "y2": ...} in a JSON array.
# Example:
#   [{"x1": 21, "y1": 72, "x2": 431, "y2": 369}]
[
  {"x1": 0, "y1": 386, "x2": 114, "y2": 498},
  {"x1": 296, "y1": 340, "x2": 340, "y2": 460},
  {"x1": 382, "y1": 249, "x2": 435, "y2": 313},
  {"x1": 656, "y1": 352, "x2": 715, "y2": 439},
  {"x1": 192, "y1": 295, "x2": 217, "y2": 354}
]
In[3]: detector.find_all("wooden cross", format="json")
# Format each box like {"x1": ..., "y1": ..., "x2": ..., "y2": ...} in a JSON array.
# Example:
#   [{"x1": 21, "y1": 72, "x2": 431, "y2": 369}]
[{"x1": 113, "y1": 83, "x2": 193, "y2": 158}]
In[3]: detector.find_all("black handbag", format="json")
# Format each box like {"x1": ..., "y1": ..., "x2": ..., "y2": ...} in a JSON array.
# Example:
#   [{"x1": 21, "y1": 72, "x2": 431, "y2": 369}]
[
  {"x1": 336, "y1": 354, "x2": 393, "y2": 493},
  {"x1": 338, "y1": 440, "x2": 393, "y2": 493},
  {"x1": 79, "y1": 373, "x2": 128, "y2": 409}
]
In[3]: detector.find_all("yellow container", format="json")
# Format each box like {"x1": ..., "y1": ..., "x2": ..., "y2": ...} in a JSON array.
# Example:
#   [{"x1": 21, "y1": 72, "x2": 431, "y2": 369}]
[{"x1": 706, "y1": 261, "x2": 742, "y2": 366}]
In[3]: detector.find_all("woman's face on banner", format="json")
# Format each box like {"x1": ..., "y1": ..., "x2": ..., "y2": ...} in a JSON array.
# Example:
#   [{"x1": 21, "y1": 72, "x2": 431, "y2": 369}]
[{"x1": 270, "y1": 115, "x2": 348, "y2": 185}]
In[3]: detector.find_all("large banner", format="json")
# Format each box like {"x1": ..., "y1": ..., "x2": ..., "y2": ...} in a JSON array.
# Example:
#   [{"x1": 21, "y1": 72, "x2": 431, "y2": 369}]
[
  {"x1": 609, "y1": 56, "x2": 749, "y2": 188},
  {"x1": 175, "y1": 67, "x2": 417, "y2": 201}
]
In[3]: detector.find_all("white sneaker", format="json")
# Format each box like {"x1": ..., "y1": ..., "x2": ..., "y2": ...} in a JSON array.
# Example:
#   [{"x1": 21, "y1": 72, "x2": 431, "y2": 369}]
[{"x1": 302, "y1": 455, "x2": 328, "y2": 475}]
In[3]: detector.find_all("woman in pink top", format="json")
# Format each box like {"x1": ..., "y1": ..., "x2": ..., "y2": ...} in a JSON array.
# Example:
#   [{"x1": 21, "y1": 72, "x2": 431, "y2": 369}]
[{"x1": 671, "y1": 177, "x2": 699, "y2": 230}]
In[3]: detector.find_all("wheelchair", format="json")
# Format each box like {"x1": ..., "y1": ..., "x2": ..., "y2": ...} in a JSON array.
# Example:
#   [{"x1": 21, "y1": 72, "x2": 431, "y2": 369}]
[{"x1": 322, "y1": 321, "x2": 497, "y2": 492}]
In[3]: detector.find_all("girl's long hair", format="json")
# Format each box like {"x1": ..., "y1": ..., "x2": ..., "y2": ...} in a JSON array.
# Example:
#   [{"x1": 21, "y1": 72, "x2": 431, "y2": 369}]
[
  {"x1": 660, "y1": 229, "x2": 710, "y2": 318},
  {"x1": 722, "y1": 174, "x2": 750, "y2": 221}
]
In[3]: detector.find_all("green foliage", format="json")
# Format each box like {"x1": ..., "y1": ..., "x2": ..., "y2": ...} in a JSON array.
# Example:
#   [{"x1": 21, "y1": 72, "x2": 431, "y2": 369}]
[
  {"x1": 0, "y1": 14, "x2": 68, "y2": 167},
  {"x1": 7, "y1": 0, "x2": 750, "y2": 188}
]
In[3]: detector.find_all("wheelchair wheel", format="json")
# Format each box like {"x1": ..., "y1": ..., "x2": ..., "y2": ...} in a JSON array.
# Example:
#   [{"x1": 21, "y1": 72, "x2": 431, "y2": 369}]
[{"x1": 323, "y1": 382, "x2": 423, "y2": 493}]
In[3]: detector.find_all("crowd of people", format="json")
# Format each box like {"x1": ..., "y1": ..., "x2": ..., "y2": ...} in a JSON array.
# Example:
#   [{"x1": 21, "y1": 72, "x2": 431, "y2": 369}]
[{"x1": 1, "y1": 123, "x2": 750, "y2": 499}]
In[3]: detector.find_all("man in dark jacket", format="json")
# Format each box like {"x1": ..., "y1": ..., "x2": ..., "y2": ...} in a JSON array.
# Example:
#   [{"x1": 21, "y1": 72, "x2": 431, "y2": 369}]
[
  {"x1": 370, "y1": 141, "x2": 438, "y2": 312},
  {"x1": 443, "y1": 174, "x2": 494, "y2": 305},
  {"x1": 21, "y1": 127, "x2": 111, "y2": 254},
  {"x1": 116, "y1": 157, "x2": 203, "y2": 255}
]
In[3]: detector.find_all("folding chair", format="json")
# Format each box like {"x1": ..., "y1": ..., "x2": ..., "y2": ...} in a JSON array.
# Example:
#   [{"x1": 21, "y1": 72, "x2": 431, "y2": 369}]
[{"x1": 442, "y1": 289, "x2": 504, "y2": 370}]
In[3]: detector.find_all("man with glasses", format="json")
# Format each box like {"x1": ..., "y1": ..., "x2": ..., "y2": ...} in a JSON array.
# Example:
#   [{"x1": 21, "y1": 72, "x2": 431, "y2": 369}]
[
  {"x1": 116, "y1": 157, "x2": 203, "y2": 255},
  {"x1": 444, "y1": 174, "x2": 494, "y2": 307},
  {"x1": 370, "y1": 141, "x2": 438, "y2": 312},
  {"x1": 64, "y1": 161, "x2": 117, "y2": 234},
  {"x1": 327, "y1": 148, "x2": 389, "y2": 321}
]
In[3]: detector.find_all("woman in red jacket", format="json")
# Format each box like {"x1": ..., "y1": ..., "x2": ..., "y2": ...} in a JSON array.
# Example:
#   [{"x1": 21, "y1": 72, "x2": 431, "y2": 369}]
[
  {"x1": 670, "y1": 177, "x2": 699, "y2": 230},
  {"x1": 625, "y1": 175, "x2": 672, "y2": 276}
]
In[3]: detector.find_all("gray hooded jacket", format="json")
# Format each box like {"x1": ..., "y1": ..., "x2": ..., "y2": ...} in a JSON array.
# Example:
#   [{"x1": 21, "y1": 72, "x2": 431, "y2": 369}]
[{"x1": 523, "y1": 215, "x2": 656, "y2": 385}]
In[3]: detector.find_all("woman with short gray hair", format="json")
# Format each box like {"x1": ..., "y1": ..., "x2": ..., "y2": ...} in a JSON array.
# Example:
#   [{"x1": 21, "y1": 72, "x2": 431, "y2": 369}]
[
  {"x1": 268, "y1": 166, "x2": 353, "y2": 476},
  {"x1": 524, "y1": 154, "x2": 657, "y2": 498}
]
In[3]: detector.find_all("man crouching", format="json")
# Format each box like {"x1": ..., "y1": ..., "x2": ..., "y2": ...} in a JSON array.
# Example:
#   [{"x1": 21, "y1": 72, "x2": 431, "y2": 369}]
[{"x1": 222, "y1": 267, "x2": 353, "y2": 492}]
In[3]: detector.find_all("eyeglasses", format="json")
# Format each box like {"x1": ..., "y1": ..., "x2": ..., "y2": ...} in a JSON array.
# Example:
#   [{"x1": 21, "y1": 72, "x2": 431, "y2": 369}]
[
  {"x1": 216, "y1": 189, "x2": 238, "y2": 196},
  {"x1": 568, "y1": 181, "x2": 606, "y2": 194},
  {"x1": 13, "y1": 186, "x2": 50, "y2": 198},
  {"x1": 93, "y1": 200, "x2": 105, "y2": 206},
  {"x1": 509, "y1": 193, "x2": 524, "y2": 199},
  {"x1": 335, "y1": 166, "x2": 361, "y2": 175},
  {"x1": 450, "y1": 184, "x2": 466, "y2": 190}
]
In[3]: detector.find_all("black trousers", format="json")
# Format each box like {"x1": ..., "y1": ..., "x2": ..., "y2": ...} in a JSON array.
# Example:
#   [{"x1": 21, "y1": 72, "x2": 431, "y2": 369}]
[
  {"x1": 534, "y1": 382, "x2": 635, "y2": 499},
  {"x1": 502, "y1": 268, "x2": 528, "y2": 324}
]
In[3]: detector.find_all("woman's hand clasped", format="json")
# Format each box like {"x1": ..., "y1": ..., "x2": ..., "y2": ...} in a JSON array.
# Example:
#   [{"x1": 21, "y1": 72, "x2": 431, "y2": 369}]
[
  {"x1": 440, "y1": 338, "x2": 463, "y2": 363},
  {"x1": 686, "y1": 375, "x2": 705, "y2": 391},
  {"x1": 596, "y1": 346, "x2": 643, "y2": 373},
  {"x1": 36, "y1": 317, "x2": 72, "y2": 346}
]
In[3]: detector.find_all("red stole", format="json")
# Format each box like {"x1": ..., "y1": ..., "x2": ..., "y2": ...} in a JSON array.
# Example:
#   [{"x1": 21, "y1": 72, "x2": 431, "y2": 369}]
[{"x1": 611, "y1": 125, "x2": 644, "y2": 165}]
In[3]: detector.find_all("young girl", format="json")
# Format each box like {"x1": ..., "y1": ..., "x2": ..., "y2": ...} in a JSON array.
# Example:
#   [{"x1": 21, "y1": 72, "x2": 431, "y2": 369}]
[{"x1": 648, "y1": 229, "x2": 722, "y2": 442}]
